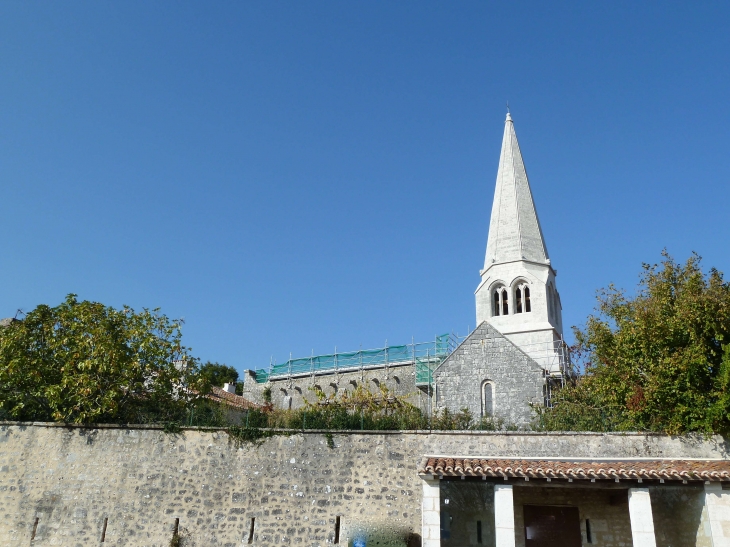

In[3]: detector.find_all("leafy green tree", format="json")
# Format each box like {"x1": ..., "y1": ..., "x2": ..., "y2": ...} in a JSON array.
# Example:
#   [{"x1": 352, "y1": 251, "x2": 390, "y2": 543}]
[
  {"x1": 0, "y1": 294, "x2": 204, "y2": 424},
  {"x1": 538, "y1": 252, "x2": 730, "y2": 434},
  {"x1": 197, "y1": 361, "x2": 238, "y2": 390}
]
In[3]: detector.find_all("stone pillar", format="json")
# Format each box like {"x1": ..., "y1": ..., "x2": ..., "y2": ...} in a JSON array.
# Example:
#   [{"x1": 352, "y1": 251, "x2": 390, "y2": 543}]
[
  {"x1": 421, "y1": 477, "x2": 441, "y2": 547},
  {"x1": 704, "y1": 482, "x2": 730, "y2": 546},
  {"x1": 494, "y1": 484, "x2": 516, "y2": 547},
  {"x1": 628, "y1": 487, "x2": 657, "y2": 547}
]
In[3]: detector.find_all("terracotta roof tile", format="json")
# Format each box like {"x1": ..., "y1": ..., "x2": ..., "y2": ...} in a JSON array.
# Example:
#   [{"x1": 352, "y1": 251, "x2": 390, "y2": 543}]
[
  {"x1": 418, "y1": 457, "x2": 730, "y2": 482},
  {"x1": 206, "y1": 386, "x2": 260, "y2": 410}
]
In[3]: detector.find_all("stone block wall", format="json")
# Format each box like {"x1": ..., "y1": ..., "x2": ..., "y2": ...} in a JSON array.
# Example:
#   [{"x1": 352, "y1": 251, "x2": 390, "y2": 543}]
[
  {"x1": 433, "y1": 322, "x2": 544, "y2": 426},
  {"x1": 241, "y1": 323, "x2": 548, "y2": 427},
  {"x1": 0, "y1": 424, "x2": 728, "y2": 546},
  {"x1": 241, "y1": 363, "x2": 432, "y2": 413},
  {"x1": 514, "y1": 486, "x2": 633, "y2": 547},
  {"x1": 702, "y1": 483, "x2": 730, "y2": 547}
]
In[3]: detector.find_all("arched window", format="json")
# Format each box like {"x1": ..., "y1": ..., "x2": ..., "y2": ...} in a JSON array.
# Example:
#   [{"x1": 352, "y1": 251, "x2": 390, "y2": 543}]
[
  {"x1": 513, "y1": 281, "x2": 531, "y2": 314},
  {"x1": 482, "y1": 381, "x2": 494, "y2": 417},
  {"x1": 492, "y1": 286, "x2": 508, "y2": 316}
]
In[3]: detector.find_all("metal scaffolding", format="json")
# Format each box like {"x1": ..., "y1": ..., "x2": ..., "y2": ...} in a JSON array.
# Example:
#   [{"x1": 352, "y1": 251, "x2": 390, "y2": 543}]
[
  {"x1": 518, "y1": 338, "x2": 574, "y2": 407},
  {"x1": 251, "y1": 333, "x2": 463, "y2": 384},
  {"x1": 247, "y1": 331, "x2": 573, "y2": 411}
]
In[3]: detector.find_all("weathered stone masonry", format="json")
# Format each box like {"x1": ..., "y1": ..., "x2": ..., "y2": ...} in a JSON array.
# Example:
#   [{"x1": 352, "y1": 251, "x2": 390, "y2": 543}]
[
  {"x1": 1, "y1": 423, "x2": 729, "y2": 546},
  {"x1": 241, "y1": 321, "x2": 547, "y2": 427},
  {"x1": 434, "y1": 322, "x2": 544, "y2": 425},
  {"x1": 241, "y1": 362, "x2": 431, "y2": 412}
]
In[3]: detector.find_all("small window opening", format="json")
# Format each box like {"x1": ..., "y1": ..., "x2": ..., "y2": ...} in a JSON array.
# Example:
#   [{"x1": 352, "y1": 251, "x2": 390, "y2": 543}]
[
  {"x1": 334, "y1": 516, "x2": 341, "y2": 544},
  {"x1": 524, "y1": 287, "x2": 531, "y2": 312},
  {"x1": 482, "y1": 381, "x2": 494, "y2": 417},
  {"x1": 501, "y1": 290, "x2": 508, "y2": 315},
  {"x1": 101, "y1": 518, "x2": 108, "y2": 542},
  {"x1": 586, "y1": 519, "x2": 592, "y2": 544},
  {"x1": 31, "y1": 517, "x2": 39, "y2": 541},
  {"x1": 546, "y1": 285, "x2": 551, "y2": 318},
  {"x1": 550, "y1": 285, "x2": 556, "y2": 317},
  {"x1": 493, "y1": 291, "x2": 500, "y2": 316},
  {"x1": 548, "y1": 283, "x2": 555, "y2": 319},
  {"x1": 515, "y1": 288, "x2": 522, "y2": 313},
  {"x1": 476, "y1": 520, "x2": 483, "y2": 544},
  {"x1": 248, "y1": 517, "x2": 256, "y2": 544}
]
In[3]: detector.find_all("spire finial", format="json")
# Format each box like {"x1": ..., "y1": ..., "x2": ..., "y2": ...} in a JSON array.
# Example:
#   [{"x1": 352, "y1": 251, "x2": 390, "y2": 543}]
[{"x1": 506, "y1": 102, "x2": 512, "y2": 121}]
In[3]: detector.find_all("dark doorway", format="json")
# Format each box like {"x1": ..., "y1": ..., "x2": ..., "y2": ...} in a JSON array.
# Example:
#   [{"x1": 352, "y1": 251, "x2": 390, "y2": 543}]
[{"x1": 523, "y1": 505, "x2": 581, "y2": 547}]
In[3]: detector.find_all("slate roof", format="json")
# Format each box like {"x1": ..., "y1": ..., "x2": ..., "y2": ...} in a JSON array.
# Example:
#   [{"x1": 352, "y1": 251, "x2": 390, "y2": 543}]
[
  {"x1": 419, "y1": 456, "x2": 730, "y2": 482},
  {"x1": 206, "y1": 386, "x2": 260, "y2": 410}
]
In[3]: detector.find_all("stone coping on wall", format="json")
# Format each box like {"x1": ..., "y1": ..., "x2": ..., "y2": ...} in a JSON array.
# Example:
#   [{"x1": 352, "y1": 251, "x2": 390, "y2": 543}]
[{"x1": 0, "y1": 420, "x2": 722, "y2": 438}]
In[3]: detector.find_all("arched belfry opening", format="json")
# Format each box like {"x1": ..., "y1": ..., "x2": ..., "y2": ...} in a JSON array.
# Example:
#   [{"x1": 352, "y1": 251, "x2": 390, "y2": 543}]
[
  {"x1": 474, "y1": 111, "x2": 566, "y2": 373},
  {"x1": 514, "y1": 281, "x2": 531, "y2": 314},
  {"x1": 492, "y1": 286, "x2": 508, "y2": 316}
]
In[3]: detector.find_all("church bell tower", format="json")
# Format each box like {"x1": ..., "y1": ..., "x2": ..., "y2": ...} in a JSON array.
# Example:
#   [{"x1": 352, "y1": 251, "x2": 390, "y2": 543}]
[{"x1": 475, "y1": 113, "x2": 564, "y2": 361}]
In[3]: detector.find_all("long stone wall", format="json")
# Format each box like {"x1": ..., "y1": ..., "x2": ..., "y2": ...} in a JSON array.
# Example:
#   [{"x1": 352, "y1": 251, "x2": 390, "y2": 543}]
[{"x1": 0, "y1": 423, "x2": 728, "y2": 546}]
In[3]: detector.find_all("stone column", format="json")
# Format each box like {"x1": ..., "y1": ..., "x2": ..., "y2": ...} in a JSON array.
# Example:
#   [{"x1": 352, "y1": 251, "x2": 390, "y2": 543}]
[
  {"x1": 628, "y1": 487, "x2": 657, "y2": 547},
  {"x1": 421, "y1": 477, "x2": 441, "y2": 547},
  {"x1": 704, "y1": 482, "x2": 730, "y2": 547},
  {"x1": 494, "y1": 484, "x2": 516, "y2": 547}
]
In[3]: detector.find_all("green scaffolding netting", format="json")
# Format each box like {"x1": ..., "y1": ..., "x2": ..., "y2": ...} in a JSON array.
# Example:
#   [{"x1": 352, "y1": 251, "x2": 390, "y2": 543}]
[{"x1": 251, "y1": 334, "x2": 453, "y2": 383}]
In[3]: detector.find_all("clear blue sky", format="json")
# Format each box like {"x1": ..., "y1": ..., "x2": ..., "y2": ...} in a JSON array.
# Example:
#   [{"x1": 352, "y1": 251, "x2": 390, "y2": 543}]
[{"x1": 1, "y1": 2, "x2": 729, "y2": 374}]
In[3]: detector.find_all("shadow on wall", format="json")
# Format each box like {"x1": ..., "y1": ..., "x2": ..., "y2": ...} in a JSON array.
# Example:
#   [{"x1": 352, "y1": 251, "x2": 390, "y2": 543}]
[
  {"x1": 440, "y1": 481, "x2": 495, "y2": 547},
  {"x1": 343, "y1": 521, "x2": 421, "y2": 547},
  {"x1": 649, "y1": 485, "x2": 709, "y2": 546}
]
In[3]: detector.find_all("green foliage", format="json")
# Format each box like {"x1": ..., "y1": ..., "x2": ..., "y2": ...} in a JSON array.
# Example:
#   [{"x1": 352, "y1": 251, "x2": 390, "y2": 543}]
[
  {"x1": 230, "y1": 385, "x2": 516, "y2": 435},
  {"x1": 298, "y1": 383, "x2": 428, "y2": 430},
  {"x1": 431, "y1": 408, "x2": 508, "y2": 431},
  {"x1": 226, "y1": 424, "x2": 278, "y2": 447},
  {"x1": 0, "y1": 294, "x2": 205, "y2": 425},
  {"x1": 183, "y1": 399, "x2": 229, "y2": 428},
  {"x1": 197, "y1": 361, "x2": 238, "y2": 391},
  {"x1": 169, "y1": 527, "x2": 189, "y2": 547},
  {"x1": 163, "y1": 421, "x2": 183, "y2": 435},
  {"x1": 538, "y1": 252, "x2": 730, "y2": 435},
  {"x1": 262, "y1": 385, "x2": 272, "y2": 404}
]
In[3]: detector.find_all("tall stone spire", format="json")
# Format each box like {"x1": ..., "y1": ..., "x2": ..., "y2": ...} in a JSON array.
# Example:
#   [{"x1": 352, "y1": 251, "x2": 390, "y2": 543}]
[
  {"x1": 475, "y1": 113, "x2": 564, "y2": 357},
  {"x1": 483, "y1": 113, "x2": 549, "y2": 271}
]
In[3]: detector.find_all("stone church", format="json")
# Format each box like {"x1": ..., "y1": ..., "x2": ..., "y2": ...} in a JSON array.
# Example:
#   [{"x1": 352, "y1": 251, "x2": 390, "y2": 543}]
[
  {"x1": 4, "y1": 114, "x2": 730, "y2": 547},
  {"x1": 433, "y1": 112, "x2": 570, "y2": 425},
  {"x1": 242, "y1": 113, "x2": 572, "y2": 427}
]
